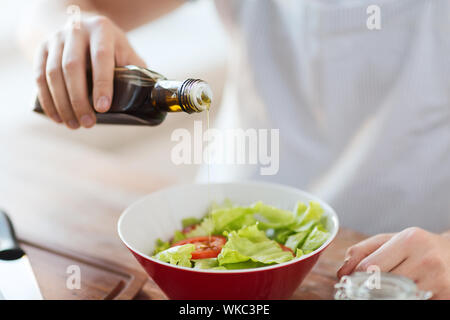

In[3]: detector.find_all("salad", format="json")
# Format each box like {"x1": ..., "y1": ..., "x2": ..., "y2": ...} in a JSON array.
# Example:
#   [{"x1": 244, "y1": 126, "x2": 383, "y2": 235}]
[{"x1": 152, "y1": 200, "x2": 330, "y2": 270}]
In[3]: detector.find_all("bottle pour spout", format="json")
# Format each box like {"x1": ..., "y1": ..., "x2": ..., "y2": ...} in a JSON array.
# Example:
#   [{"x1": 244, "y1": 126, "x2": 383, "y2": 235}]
[{"x1": 179, "y1": 79, "x2": 212, "y2": 113}]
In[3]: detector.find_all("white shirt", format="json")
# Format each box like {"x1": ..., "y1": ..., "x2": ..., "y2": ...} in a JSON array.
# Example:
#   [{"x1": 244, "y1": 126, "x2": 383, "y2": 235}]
[{"x1": 197, "y1": 0, "x2": 450, "y2": 234}]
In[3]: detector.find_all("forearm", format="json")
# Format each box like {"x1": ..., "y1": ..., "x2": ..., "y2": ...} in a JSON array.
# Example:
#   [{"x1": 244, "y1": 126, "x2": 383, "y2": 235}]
[
  {"x1": 17, "y1": 0, "x2": 182, "y2": 61},
  {"x1": 90, "y1": 0, "x2": 183, "y2": 31}
]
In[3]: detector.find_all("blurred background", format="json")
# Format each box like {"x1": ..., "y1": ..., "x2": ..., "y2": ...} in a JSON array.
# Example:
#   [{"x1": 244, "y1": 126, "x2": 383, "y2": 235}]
[{"x1": 0, "y1": 0, "x2": 228, "y2": 184}]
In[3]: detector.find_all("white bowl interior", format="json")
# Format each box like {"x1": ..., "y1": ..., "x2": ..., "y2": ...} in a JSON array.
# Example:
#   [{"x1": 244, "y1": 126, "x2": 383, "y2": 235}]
[{"x1": 118, "y1": 182, "x2": 339, "y2": 262}]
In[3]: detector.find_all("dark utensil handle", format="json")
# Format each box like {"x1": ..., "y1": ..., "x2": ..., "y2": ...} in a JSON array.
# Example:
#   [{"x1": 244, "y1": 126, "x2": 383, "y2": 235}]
[{"x1": 0, "y1": 210, "x2": 24, "y2": 260}]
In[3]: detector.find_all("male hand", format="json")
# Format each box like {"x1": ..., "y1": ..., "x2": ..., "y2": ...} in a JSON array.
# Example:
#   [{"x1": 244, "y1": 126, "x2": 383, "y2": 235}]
[
  {"x1": 337, "y1": 227, "x2": 450, "y2": 299},
  {"x1": 34, "y1": 15, "x2": 146, "y2": 129}
]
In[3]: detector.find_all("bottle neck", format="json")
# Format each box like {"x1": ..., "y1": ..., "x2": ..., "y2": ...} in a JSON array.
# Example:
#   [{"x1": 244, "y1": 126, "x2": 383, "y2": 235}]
[{"x1": 151, "y1": 79, "x2": 212, "y2": 113}]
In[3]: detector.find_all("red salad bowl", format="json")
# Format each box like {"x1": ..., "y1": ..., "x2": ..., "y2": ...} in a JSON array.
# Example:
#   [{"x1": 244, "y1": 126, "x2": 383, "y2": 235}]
[{"x1": 118, "y1": 182, "x2": 339, "y2": 300}]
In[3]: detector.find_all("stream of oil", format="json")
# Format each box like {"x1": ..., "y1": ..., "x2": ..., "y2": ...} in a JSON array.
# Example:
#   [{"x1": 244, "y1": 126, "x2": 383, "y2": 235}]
[
  {"x1": 206, "y1": 108, "x2": 211, "y2": 241},
  {"x1": 206, "y1": 109, "x2": 210, "y2": 187}
]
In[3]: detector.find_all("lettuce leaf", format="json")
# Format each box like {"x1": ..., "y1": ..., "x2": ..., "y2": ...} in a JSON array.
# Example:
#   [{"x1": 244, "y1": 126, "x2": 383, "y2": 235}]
[
  {"x1": 284, "y1": 220, "x2": 317, "y2": 251},
  {"x1": 265, "y1": 227, "x2": 294, "y2": 243},
  {"x1": 295, "y1": 201, "x2": 308, "y2": 216},
  {"x1": 193, "y1": 258, "x2": 220, "y2": 269},
  {"x1": 301, "y1": 225, "x2": 330, "y2": 252},
  {"x1": 295, "y1": 201, "x2": 324, "y2": 226},
  {"x1": 213, "y1": 266, "x2": 227, "y2": 270},
  {"x1": 221, "y1": 260, "x2": 267, "y2": 270},
  {"x1": 217, "y1": 225, "x2": 294, "y2": 265},
  {"x1": 172, "y1": 230, "x2": 186, "y2": 243},
  {"x1": 194, "y1": 258, "x2": 261, "y2": 270},
  {"x1": 211, "y1": 207, "x2": 255, "y2": 234},
  {"x1": 181, "y1": 217, "x2": 201, "y2": 229},
  {"x1": 184, "y1": 217, "x2": 215, "y2": 237},
  {"x1": 224, "y1": 213, "x2": 257, "y2": 232},
  {"x1": 209, "y1": 198, "x2": 234, "y2": 212},
  {"x1": 284, "y1": 230, "x2": 310, "y2": 252},
  {"x1": 153, "y1": 238, "x2": 170, "y2": 254},
  {"x1": 234, "y1": 224, "x2": 268, "y2": 242},
  {"x1": 217, "y1": 248, "x2": 250, "y2": 265},
  {"x1": 154, "y1": 200, "x2": 330, "y2": 271},
  {"x1": 252, "y1": 202, "x2": 295, "y2": 230},
  {"x1": 275, "y1": 229, "x2": 294, "y2": 243},
  {"x1": 154, "y1": 244, "x2": 195, "y2": 267},
  {"x1": 284, "y1": 201, "x2": 328, "y2": 251}
]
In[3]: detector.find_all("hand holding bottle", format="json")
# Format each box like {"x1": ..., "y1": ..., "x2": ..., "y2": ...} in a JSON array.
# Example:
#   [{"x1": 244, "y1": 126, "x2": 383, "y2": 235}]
[{"x1": 34, "y1": 15, "x2": 146, "y2": 129}]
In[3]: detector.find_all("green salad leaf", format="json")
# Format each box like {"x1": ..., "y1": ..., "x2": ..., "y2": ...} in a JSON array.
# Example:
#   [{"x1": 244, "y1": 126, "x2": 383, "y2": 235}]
[
  {"x1": 273, "y1": 228, "x2": 295, "y2": 243},
  {"x1": 154, "y1": 244, "x2": 195, "y2": 268},
  {"x1": 211, "y1": 207, "x2": 255, "y2": 234},
  {"x1": 195, "y1": 258, "x2": 266, "y2": 270},
  {"x1": 184, "y1": 217, "x2": 215, "y2": 237},
  {"x1": 193, "y1": 258, "x2": 220, "y2": 269},
  {"x1": 152, "y1": 200, "x2": 331, "y2": 270},
  {"x1": 301, "y1": 225, "x2": 330, "y2": 253},
  {"x1": 234, "y1": 224, "x2": 268, "y2": 242},
  {"x1": 181, "y1": 217, "x2": 201, "y2": 229},
  {"x1": 153, "y1": 238, "x2": 170, "y2": 254},
  {"x1": 172, "y1": 230, "x2": 186, "y2": 243},
  {"x1": 217, "y1": 225, "x2": 294, "y2": 265},
  {"x1": 209, "y1": 198, "x2": 233, "y2": 211},
  {"x1": 252, "y1": 202, "x2": 295, "y2": 230},
  {"x1": 284, "y1": 229, "x2": 310, "y2": 252},
  {"x1": 285, "y1": 201, "x2": 329, "y2": 252},
  {"x1": 295, "y1": 201, "x2": 324, "y2": 226},
  {"x1": 295, "y1": 201, "x2": 308, "y2": 216},
  {"x1": 221, "y1": 260, "x2": 267, "y2": 270}
]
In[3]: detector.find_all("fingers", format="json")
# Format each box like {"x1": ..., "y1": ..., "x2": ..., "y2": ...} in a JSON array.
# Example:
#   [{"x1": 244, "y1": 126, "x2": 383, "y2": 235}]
[
  {"x1": 391, "y1": 248, "x2": 445, "y2": 299},
  {"x1": 34, "y1": 14, "x2": 146, "y2": 129},
  {"x1": 34, "y1": 42, "x2": 62, "y2": 123},
  {"x1": 353, "y1": 234, "x2": 408, "y2": 273},
  {"x1": 354, "y1": 227, "x2": 430, "y2": 273},
  {"x1": 415, "y1": 270, "x2": 450, "y2": 300},
  {"x1": 390, "y1": 257, "x2": 418, "y2": 281},
  {"x1": 390, "y1": 257, "x2": 435, "y2": 298},
  {"x1": 338, "y1": 228, "x2": 450, "y2": 300},
  {"x1": 337, "y1": 233, "x2": 393, "y2": 278},
  {"x1": 391, "y1": 231, "x2": 450, "y2": 299},
  {"x1": 62, "y1": 26, "x2": 96, "y2": 128},
  {"x1": 89, "y1": 17, "x2": 115, "y2": 113},
  {"x1": 46, "y1": 33, "x2": 80, "y2": 129}
]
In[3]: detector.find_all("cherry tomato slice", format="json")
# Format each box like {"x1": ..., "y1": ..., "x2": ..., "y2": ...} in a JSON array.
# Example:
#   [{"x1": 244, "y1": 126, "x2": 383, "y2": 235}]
[
  {"x1": 279, "y1": 243, "x2": 295, "y2": 256},
  {"x1": 172, "y1": 236, "x2": 227, "y2": 259}
]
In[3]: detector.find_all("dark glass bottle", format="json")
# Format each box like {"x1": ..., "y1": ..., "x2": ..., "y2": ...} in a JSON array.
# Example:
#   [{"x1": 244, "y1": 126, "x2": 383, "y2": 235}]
[{"x1": 33, "y1": 65, "x2": 212, "y2": 125}]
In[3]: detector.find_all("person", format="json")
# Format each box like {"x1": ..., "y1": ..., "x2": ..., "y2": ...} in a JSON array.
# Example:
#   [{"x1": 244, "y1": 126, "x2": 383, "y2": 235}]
[{"x1": 20, "y1": 0, "x2": 450, "y2": 298}]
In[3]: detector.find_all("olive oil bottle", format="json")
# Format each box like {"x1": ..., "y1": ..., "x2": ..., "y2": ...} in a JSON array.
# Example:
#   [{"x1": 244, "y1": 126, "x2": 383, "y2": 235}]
[{"x1": 33, "y1": 65, "x2": 212, "y2": 125}]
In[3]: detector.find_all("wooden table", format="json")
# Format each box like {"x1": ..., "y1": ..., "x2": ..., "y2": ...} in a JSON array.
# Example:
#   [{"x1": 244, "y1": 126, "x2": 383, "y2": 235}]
[{"x1": 0, "y1": 126, "x2": 366, "y2": 300}]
